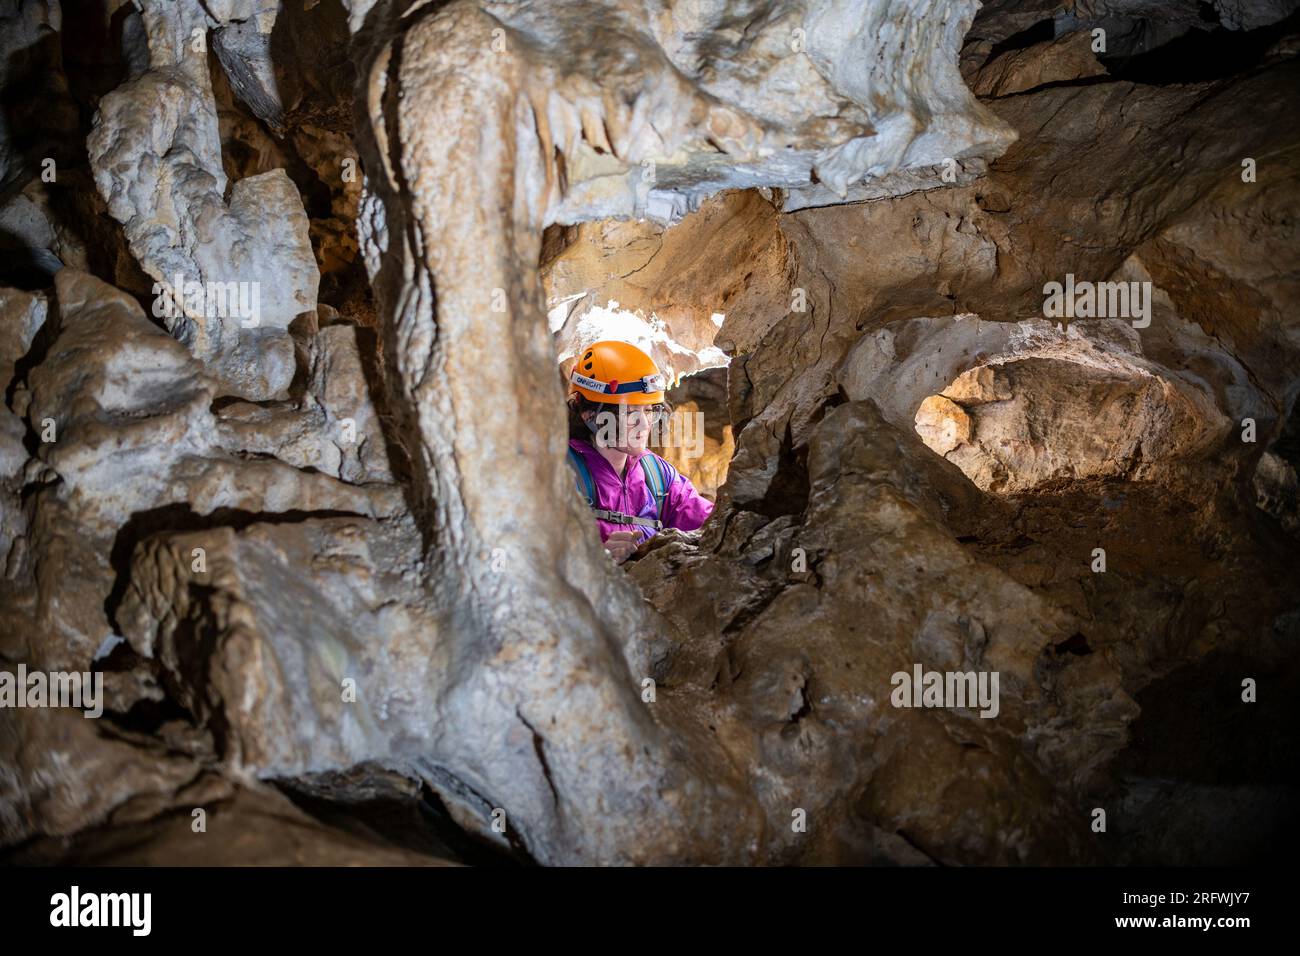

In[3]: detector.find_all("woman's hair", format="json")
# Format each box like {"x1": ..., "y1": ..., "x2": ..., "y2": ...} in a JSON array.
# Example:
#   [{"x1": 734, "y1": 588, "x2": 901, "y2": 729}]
[
  {"x1": 566, "y1": 392, "x2": 673, "y2": 443},
  {"x1": 567, "y1": 392, "x2": 603, "y2": 442}
]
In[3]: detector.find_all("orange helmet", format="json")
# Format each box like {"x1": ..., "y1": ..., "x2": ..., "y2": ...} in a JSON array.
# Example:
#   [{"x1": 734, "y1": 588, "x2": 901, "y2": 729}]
[{"x1": 569, "y1": 340, "x2": 666, "y2": 405}]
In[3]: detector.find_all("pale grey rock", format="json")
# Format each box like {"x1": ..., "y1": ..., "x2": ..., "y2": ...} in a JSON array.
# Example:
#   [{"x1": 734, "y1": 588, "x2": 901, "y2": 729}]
[
  {"x1": 6, "y1": 269, "x2": 397, "y2": 675},
  {"x1": 1, "y1": 267, "x2": 408, "y2": 844},
  {"x1": 331, "y1": 0, "x2": 1024, "y2": 865},
  {"x1": 87, "y1": 0, "x2": 318, "y2": 399},
  {"x1": 0, "y1": 289, "x2": 47, "y2": 575},
  {"x1": 353, "y1": 0, "x2": 1017, "y2": 227},
  {"x1": 838, "y1": 311, "x2": 1232, "y2": 493},
  {"x1": 1213, "y1": 0, "x2": 1300, "y2": 30},
  {"x1": 118, "y1": 516, "x2": 437, "y2": 777},
  {"x1": 1255, "y1": 451, "x2": 1299, "y2": 536}
]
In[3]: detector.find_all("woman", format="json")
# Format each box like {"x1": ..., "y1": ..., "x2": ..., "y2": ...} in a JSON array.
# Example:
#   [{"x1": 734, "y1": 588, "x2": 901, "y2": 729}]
[{"x1": 566, "y1": 340, "x2": 713, "y2": 564}]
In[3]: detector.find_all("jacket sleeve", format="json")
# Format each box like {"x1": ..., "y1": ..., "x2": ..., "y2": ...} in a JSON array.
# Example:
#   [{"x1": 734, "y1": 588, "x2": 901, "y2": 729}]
[{"x1": 662, "y1": 459, "x2": 714, "y2": 532}]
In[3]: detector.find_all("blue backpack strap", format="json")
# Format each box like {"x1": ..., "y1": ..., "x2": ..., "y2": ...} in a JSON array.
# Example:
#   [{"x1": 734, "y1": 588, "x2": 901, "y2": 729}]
[
  {"x1": 566, "y1": 448, "x2": 596, "y2": 506},
  {"x1": 638, "y1": 453, "x2": 671, "y2": 524}
]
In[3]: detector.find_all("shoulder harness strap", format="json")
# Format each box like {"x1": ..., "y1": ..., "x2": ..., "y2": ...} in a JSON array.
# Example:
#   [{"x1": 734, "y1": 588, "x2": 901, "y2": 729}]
[
  {"x1": 566, "y1": 447, "x2": 596, "y2": 506},
  {"x1": 638, "y1": 453, "x2": 671, "y2": 524}
]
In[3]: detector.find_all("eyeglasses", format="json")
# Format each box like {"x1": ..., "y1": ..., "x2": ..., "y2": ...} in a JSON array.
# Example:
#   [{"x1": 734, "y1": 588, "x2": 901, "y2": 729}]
[
  {"x1": 590, "y1": 404, "x2": 669, "y2": 427},
  {"x1": 626, "y1": 404, "x2": 667, "y2": 420}
]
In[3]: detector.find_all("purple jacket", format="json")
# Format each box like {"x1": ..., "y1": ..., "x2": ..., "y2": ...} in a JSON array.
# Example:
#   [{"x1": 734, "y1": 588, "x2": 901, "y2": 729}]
[{"x1": 567, "y1": 438, "x2": 713, "y2": 544}]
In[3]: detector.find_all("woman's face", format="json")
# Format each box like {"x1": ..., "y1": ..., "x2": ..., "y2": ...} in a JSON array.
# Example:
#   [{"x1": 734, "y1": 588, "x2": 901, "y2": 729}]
[{"x1": 586, "y1": 404, "x2": 660, "y2": 453}]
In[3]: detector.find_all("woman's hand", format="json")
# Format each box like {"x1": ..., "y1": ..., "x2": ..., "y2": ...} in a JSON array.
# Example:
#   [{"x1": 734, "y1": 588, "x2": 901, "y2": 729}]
[{"x1": 603, "y1": 530, "x2": 640, "y2": 564}]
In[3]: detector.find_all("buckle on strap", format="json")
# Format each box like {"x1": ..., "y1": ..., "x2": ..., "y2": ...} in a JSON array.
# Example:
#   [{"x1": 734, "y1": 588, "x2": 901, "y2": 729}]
[{"x1": 592, "y1": 508, "x2": 662, "y2": 530}]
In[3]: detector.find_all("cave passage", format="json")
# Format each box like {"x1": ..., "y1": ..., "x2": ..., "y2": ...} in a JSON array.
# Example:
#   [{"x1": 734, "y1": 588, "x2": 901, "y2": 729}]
[
  {"x1": 0, "y1": 0, "x2": 1297, "y2": 875},
  {"x1": 542, "y1": 211, "x2": 739, "y2": 510}
]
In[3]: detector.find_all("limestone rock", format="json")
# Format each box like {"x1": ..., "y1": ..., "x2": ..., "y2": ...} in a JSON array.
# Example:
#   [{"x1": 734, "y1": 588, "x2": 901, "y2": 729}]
[
  {"x1": 354, "y1": 0, "x2": 1015, "y2": 229},
  {"x1": 545, "y1": 190, "x2": 790, "y2": 383},
  {"x1": 7, "y1": 778, "x2": 454, "y2": 865},
  {"x1": 942, "y1": 365, "x2": 1012, "y2": 406},
  {"x1": 0, "y1": 287, "x2": 47, "y2": 601},
  {"x1": 340, "y1": 0, "x2": 1028, "y2": 864},
  {"x1": 1255, "y1": 451, "x2": 1299, "y2": 537},
  {"x1": 5, "y1": 268, "x2": 398, "y2": 687},
  {"x1": 87, "y1": 0, "x2": 319, "y2": 399},
  {"x1": 0, "y1": 706, "x2": 206, "y2": 845},
  {"x1": 914, "y1": 394, "x2": 973, "y2": 456},
  {"x1": 0, "y1": 0, "x2": 79, "y2": 193},
  {"x1": 2, "y1": 0, "x2": 1297, "y2": 869},
  {"x1": 654, "y1": 398, "x2": 734, "y2": 501},
  {"x1": 1, "y1": 267, "x2": 410, "y2": 846},
  {"x1": 970, "y1": 30, "x2": 1107, "y2": 98},
  {"x1": 117, "y1": 516, "x2": 437, "y2": 776}
]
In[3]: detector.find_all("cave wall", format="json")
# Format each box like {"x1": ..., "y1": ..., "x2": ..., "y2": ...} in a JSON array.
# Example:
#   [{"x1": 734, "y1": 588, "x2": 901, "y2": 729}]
[{"x1": 0, "y1": 0, "x2": 1297, "y2": 865}]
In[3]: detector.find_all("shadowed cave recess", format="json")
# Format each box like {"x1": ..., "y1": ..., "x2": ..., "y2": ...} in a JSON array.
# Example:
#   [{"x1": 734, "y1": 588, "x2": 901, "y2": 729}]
[{"x1": 0, "y1": 0, "x2": 1297, "y2": 868}]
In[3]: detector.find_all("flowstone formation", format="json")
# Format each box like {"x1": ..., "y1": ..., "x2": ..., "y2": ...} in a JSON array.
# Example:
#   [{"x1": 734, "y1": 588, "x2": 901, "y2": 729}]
[{"x1": 1, "y1": 0, "x2": 1297, "y2": 866}]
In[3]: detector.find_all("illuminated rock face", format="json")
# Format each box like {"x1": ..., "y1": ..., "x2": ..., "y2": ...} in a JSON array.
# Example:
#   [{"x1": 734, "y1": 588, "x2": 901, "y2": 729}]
[
  {"x1": 543, "y1": 190, "x2": 790, "y2": 385},
  {"x1": 3, "y1": 0, "x2": 1300, "y2": 866},
  {"x1": 338, "y1": 0, "x2": 1029, "y2": 864},
  {"x1": 87, "y1": 0, "x2": 317, "y2": 399},
  {"x1": 349, "y1": 0, "x2": 1014, "y2": 226}
]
